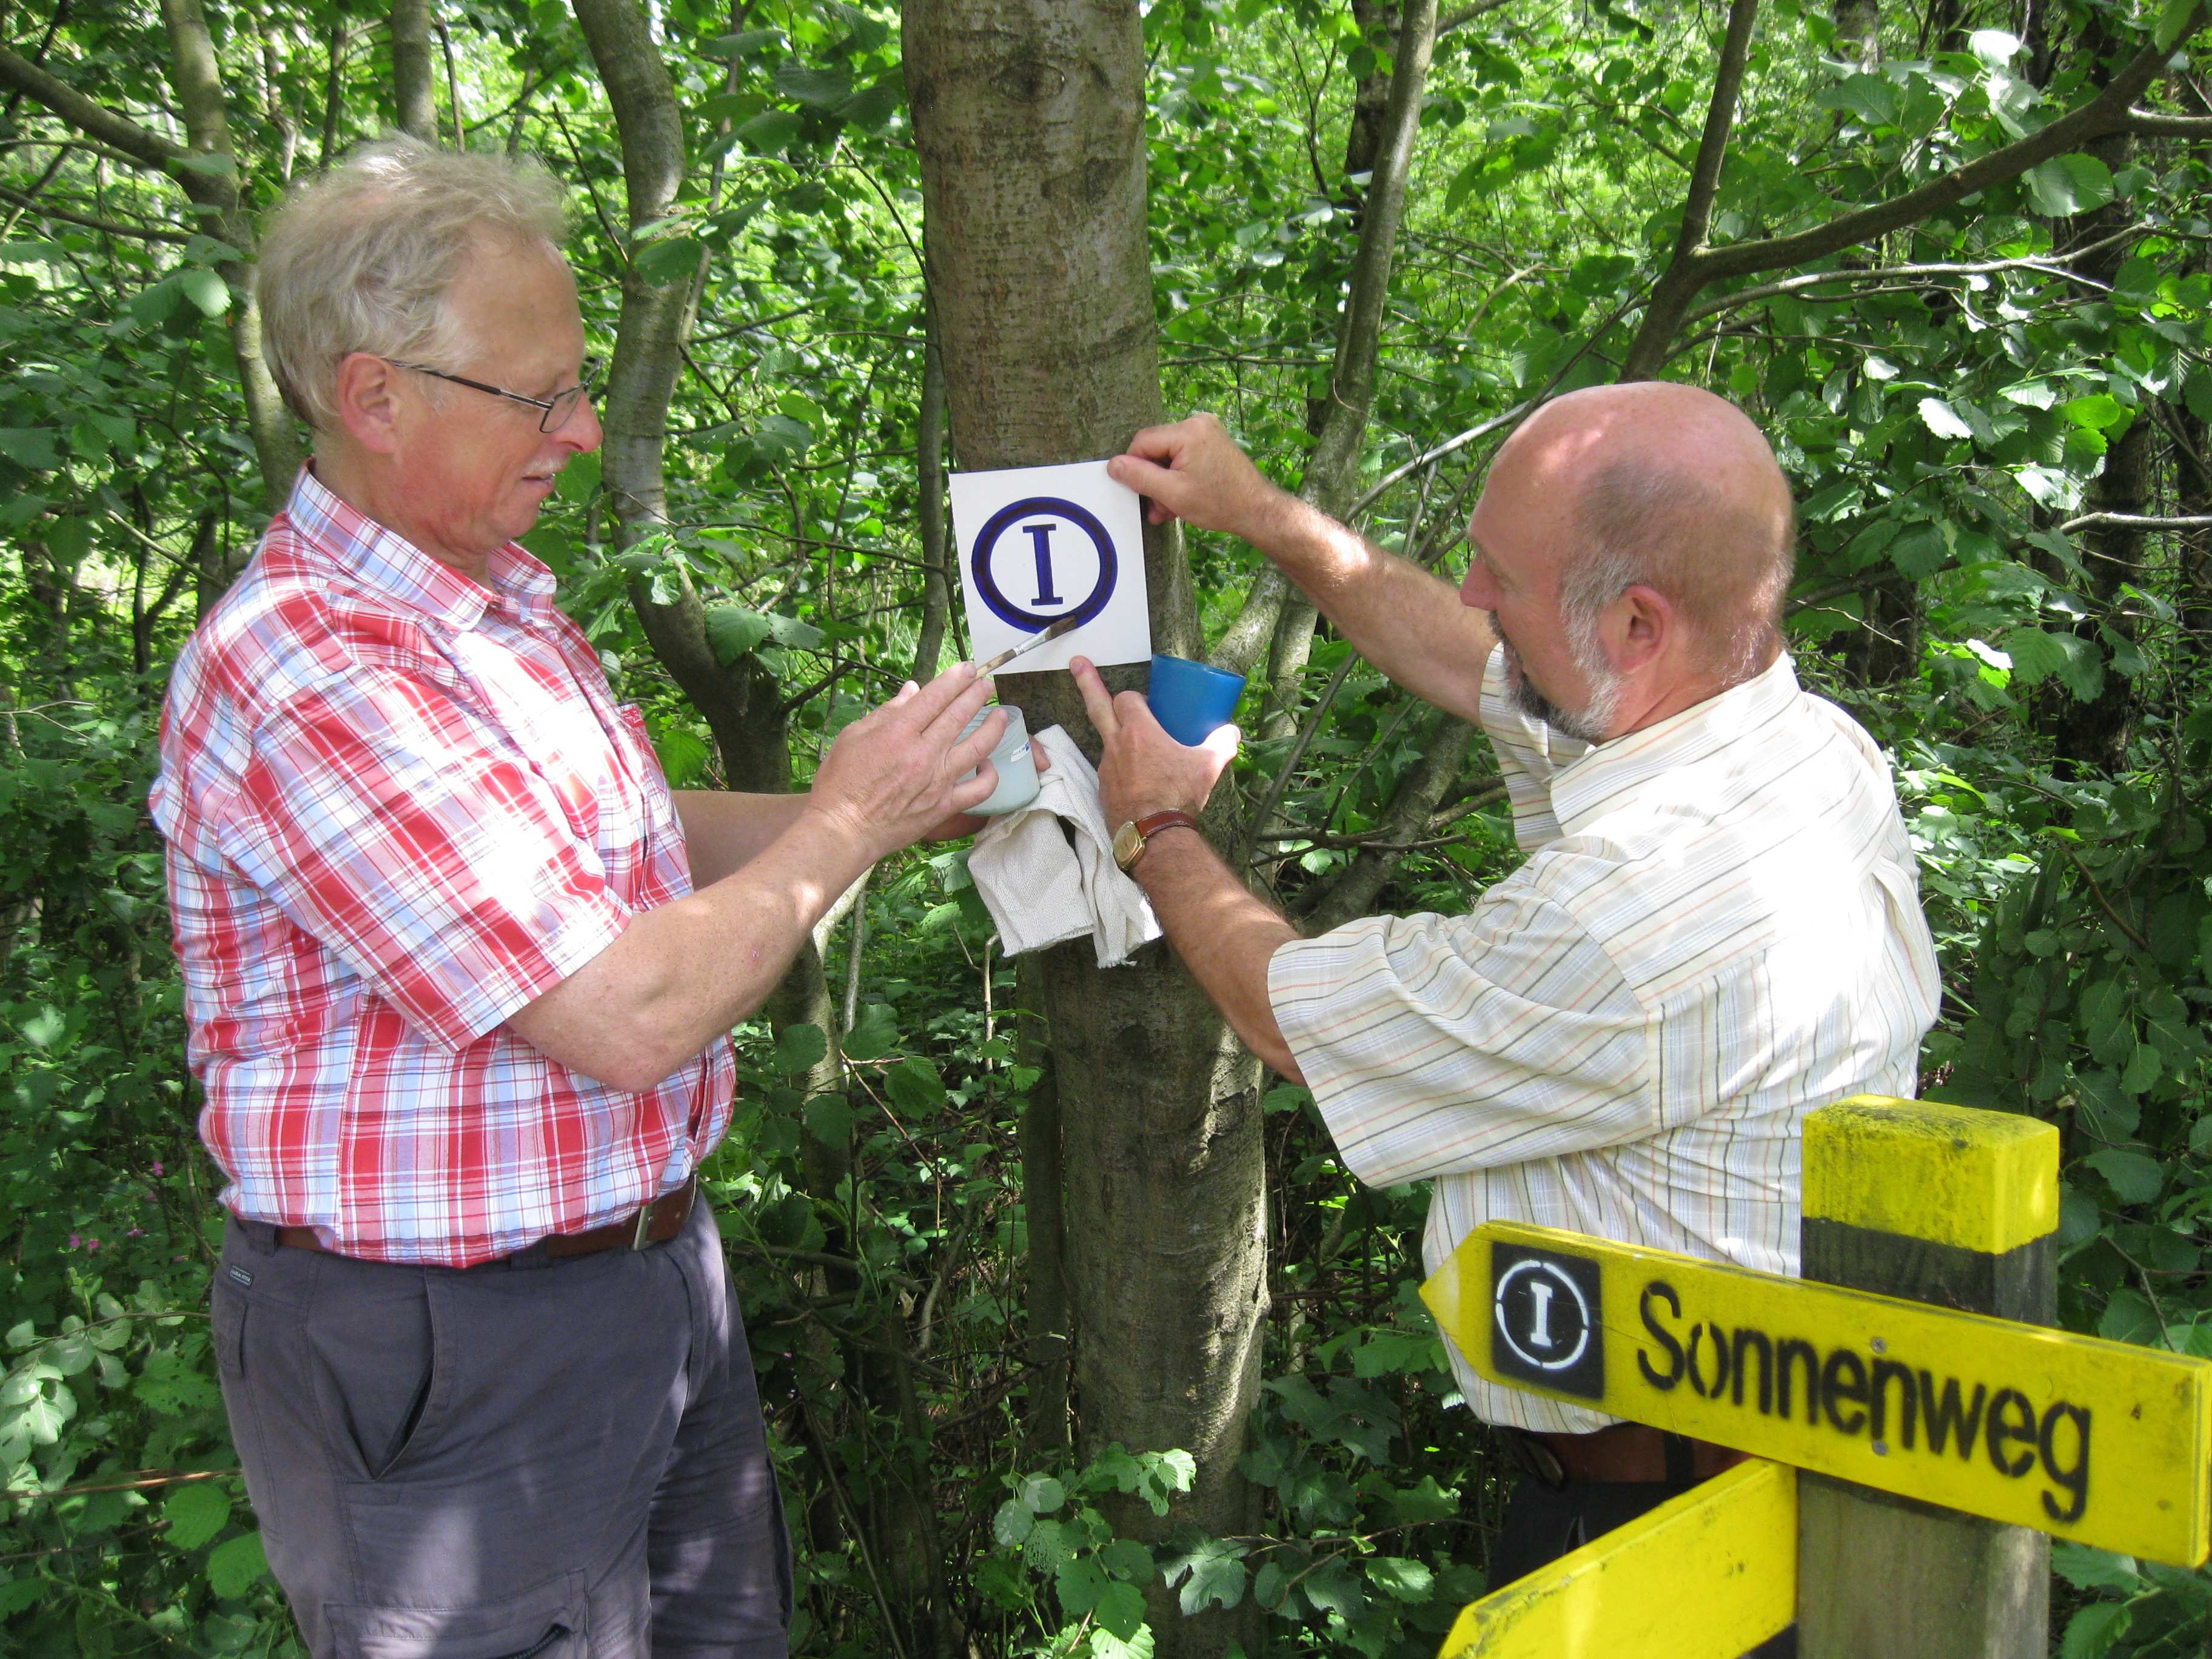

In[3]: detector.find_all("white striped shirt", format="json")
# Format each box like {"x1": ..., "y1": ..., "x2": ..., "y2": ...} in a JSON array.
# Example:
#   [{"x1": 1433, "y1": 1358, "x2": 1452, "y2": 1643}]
[{"x1": 1269, "y1": 647, "x2": 1940, "y2": 1430}]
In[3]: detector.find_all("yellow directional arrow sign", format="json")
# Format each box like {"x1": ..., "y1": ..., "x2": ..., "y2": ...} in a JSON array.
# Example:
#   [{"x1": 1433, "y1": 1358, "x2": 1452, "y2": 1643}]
[{"x1": 1423, "y1": 1221, "x2": 2212, "y2": 1566}]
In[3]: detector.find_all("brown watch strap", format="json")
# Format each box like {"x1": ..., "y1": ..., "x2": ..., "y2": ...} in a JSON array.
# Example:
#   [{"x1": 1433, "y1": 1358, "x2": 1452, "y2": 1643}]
[{"x1": 1133, "y1": 809, "x2": 1202, "y2": 856}]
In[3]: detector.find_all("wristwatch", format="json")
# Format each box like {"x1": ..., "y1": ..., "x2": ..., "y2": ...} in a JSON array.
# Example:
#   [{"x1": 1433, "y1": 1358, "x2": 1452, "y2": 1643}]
[{"x1": 1112, "y1": 810, "x2": 1203, "y2": 873}]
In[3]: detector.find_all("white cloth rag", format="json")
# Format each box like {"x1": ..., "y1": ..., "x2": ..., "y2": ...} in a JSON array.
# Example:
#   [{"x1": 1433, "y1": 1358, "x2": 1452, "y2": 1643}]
[{"x1": 968, "y1": 724, "x2": 1162, "y2": 968}]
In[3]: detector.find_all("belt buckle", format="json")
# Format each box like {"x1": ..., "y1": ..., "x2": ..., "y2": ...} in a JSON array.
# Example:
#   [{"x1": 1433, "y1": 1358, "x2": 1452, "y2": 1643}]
[{"x1": 630, "y1": 1198, "x2": 655, "y2": 1251}]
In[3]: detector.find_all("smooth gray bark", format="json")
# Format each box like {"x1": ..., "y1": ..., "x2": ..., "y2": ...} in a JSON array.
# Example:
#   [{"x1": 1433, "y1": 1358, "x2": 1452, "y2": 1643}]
[
  {"x1": 390, "y1": 0, "x2": 437, "y2": 140},
  {"x1": 905, "y1": 6, "x2": 1267, "y2": 1652}
]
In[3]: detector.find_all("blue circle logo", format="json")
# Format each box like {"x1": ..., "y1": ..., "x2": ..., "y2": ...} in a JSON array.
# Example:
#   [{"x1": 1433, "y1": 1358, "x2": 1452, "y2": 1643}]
[{"x1": 970, "y1": 497, "x2": 1119, "y2": 632}]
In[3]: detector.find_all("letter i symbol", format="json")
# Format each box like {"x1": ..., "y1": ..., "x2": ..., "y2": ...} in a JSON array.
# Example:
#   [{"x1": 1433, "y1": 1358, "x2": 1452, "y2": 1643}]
[
  {"x1": 1023, "y1": 522, "x2": 1063, "y2": 606},
  {"x1": 1528, "y1": 1281, "x2": 1556, "y2": 1350}
]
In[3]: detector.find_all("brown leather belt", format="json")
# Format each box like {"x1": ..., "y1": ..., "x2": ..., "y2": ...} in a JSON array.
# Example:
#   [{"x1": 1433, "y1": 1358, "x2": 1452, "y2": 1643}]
[
  {"x1": 273, "y1": 1176, "x2": 699, "y2": 1262},
  {"x1": 1517, "y1": 1423, "x2": 1744, "y2": 1486}
]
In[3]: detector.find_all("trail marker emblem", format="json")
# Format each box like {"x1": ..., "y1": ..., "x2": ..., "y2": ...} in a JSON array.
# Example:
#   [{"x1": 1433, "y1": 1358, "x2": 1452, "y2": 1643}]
[{"x1": 1491, "y1": 1243, "x2": 1603, "y2": 1399}]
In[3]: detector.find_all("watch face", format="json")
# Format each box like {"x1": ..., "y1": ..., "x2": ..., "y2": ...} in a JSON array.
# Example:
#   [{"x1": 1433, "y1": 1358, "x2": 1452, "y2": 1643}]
[{"x1": 1112, "y1": 820, "x2": 1143, "y2": 871}]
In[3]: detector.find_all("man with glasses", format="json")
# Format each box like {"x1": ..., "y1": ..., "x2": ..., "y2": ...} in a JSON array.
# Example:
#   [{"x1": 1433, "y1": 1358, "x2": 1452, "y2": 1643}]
[{"x1": 150, "y1": 136, "x2": 1004, "y2": 1658}]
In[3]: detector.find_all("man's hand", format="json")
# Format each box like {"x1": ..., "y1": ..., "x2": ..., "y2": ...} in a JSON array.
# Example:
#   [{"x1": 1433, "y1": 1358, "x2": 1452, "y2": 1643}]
[
  {"x1": 923, "y1": 740, "x2": 1053, "y2": 840},
  {"x1": 1071, "y1": 657, "x2": 1240, "y2": 828},
  {"x1": 809, "y1": 665, "x2": 1004, "y2": 860},
  {"x1": 1107, "y1": 413, "x2": 1290, "y2": 540}
]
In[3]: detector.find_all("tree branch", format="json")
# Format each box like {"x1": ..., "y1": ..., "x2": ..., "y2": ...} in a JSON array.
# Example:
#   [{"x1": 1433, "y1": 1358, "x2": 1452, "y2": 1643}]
[
  {"x1": 1620, "y1": 9, "x2": 2203, "y2": 377},
  {"x1": 0, "y1": 184, "x2": 190, "y2": 242},
  {"x1": 1699, "y1": 39, "x2": 2185, "y2": 282},
  {"x1": 1671, "y1": 0, "x2": 1764, "y2": 273},
  {"x1": 1679, "y1": 238, "x2": 2139, "y2": 326},
  {"x1": 2059, "y1": 512, "x2": 2212, "y2": 535},
  {"x1": 2126, "y1": 108, "x2": 2212, "y2": 137},
  {"x1": 1438, "y1": 0, "x2": 1516, "y2": 32},
  {"x1": 0, "y1": 45, "x2": 187, "y2": 173}
]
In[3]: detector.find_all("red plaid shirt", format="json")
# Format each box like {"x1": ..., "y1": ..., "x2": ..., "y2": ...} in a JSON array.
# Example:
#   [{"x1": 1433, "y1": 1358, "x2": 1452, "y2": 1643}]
[{"x1": 150, "y1": 469, "x2": 736, "y2": 1265}]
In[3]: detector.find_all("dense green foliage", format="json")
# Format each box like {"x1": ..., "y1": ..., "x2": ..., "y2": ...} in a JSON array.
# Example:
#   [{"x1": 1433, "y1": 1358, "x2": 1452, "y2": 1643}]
[{"x1": 2, "y1": 0, "x2": 2209, "y2": 1652}]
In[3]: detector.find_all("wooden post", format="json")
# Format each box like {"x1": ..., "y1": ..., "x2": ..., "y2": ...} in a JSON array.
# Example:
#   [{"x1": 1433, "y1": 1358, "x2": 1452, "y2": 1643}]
[{"x1": 1795, "y1": 1096, "x2": 2060, "y2": 1659}]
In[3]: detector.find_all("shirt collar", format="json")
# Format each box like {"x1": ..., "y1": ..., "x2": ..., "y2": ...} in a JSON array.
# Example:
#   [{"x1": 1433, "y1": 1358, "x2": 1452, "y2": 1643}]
[
  {"x1": 1547, "y1": 654, "x2": 1802, "y2": 837},
  {"x1": 284, "y1": 467, "x2": 560, "y2": 631}
]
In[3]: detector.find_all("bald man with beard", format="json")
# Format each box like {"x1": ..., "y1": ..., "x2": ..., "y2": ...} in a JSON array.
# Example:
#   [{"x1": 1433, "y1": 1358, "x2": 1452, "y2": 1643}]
[{"x1": 1073, "y1": 386, "x2": 1939, "y2": 1622}]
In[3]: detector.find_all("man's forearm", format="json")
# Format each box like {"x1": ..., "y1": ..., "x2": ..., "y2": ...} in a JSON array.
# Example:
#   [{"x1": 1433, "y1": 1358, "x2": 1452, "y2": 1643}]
[
  {"x1": 1131, "y1": 828, "x2": 1305, "y2": 1081},
  {"x1": 509, "y1": 806, "x2": 875, "y2": 1091},
  {"x1": 1247, "y1": 492, "x2": 1493, "y2": 724},
  {"x1": 674, "y1": 789, "x2": 812, "y2": 886}
]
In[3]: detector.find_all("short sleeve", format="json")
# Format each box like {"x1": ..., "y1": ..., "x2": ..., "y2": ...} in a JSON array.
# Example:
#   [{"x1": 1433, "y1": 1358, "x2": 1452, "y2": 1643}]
[
  {"x1": 1267, "y1": 877, "x2": 1654, "y2": 1185},
  {"x1": 213, "y1": 670, "x2": 632, "y2": 1048}
]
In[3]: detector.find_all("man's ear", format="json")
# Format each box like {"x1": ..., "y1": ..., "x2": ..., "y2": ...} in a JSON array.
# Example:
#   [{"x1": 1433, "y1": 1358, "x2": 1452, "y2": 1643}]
[
  {"x1": 1607, "y1": 584, "x2": 1673, "y2": 675},
  {"x1": 330, "y1": 352, "x2": 405, "y2": 455}
]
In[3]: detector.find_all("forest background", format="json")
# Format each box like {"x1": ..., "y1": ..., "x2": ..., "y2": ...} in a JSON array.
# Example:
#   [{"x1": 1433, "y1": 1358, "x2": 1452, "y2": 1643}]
[{"x1": 0, "y1": 0, "x2": 2208, "y2": 1652}]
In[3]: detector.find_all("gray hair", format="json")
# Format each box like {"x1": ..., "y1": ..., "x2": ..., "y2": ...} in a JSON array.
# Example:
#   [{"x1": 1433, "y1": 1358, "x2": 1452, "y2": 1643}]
[
  {"x1": 1561, "y1": 458, "x2": 1797, "y2": 686},
  {"x1": 256, "y1": 135, "x2": 569, "y2": 433}
]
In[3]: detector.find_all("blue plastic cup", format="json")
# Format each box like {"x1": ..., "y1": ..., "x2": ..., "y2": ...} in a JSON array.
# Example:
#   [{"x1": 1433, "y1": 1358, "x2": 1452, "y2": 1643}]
[{"x1": 1147, "y1": 654, "x2": 1247, "y2": 746}]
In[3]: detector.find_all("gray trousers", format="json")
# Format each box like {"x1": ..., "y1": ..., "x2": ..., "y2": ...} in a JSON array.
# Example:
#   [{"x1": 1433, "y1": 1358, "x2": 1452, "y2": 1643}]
[{"x1": 212, "y1": 1196, "x2": 792, "y2": 1658}]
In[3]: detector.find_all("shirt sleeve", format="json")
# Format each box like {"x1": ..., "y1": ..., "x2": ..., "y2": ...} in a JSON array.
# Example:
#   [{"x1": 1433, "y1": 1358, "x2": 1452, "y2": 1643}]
[
  {"x1": 213, "y1": 668, "x2": 634, "y2": 1048},
  {"x1": 1267, "y1": 875, "x2": 1655, "y2": 1186}
]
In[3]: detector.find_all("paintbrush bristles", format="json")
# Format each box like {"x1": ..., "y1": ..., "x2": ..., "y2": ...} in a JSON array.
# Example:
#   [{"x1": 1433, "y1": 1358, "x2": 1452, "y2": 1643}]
[{"x1": 976, "y1": 616, "x2": 1080, "y2": 674}]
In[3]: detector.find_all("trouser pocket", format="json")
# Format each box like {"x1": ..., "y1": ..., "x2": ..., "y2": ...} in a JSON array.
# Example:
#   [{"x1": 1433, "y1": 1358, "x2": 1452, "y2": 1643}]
[{"x1": 326, "y1": 1567, "x2": 588, "y2": 1658}]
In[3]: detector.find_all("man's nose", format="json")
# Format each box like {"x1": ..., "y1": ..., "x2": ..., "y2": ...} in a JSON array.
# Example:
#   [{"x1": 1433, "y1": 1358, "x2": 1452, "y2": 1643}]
[{"x1": 563, "y1": 394, "x2": 605, "y2": 454}]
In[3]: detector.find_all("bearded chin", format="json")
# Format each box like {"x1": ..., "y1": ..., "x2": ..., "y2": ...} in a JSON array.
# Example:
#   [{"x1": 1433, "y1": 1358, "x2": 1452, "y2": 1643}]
[{"x1": 1495, "y1": 622, "x2": 1620, "y2": 746}]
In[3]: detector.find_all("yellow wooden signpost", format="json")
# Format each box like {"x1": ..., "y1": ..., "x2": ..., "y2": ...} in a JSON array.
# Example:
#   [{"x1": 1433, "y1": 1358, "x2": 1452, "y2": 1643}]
[{"x1": 1423, "y1": 1096, "x2": 2212, "y2": 1658}]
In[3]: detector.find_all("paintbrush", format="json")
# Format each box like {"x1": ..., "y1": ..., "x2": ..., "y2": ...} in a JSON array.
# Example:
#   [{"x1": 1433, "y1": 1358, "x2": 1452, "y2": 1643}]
[{"x1": 975, "y1": 615, "x2": 1082, "y2": 675}]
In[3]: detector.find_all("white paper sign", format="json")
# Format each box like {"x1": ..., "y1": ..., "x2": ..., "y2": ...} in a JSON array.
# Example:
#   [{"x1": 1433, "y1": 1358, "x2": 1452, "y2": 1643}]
[{"x1": 949, "y1": 460, "x2": 1151, "y2": 671}]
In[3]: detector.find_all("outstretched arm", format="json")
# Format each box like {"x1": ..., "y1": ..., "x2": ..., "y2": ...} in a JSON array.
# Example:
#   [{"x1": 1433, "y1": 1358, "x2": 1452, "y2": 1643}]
[
  {"x1": 1107, "y1": 414, "x2": 1496, "y2": 724},
  {"x1": 1071, "y1": 657, "x2": 1304, "y2": 1079}
]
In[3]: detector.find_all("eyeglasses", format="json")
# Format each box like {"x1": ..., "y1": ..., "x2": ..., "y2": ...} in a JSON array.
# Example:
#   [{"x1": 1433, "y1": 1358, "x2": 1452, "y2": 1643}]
[{"x1": 389, "y1": 355, "x2": 602, "y2": 433}]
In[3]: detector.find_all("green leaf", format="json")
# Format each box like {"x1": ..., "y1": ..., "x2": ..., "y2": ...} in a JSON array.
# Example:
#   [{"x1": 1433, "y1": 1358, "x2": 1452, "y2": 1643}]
[
  {"x1": 1917, "y1": 398, "x2": 1974, "y2": 442},
  {"x1": 736, "y1": 110, "x2": 803, "y2": 154},
  {"x1": 2153, "y1": 0, "x2": 2198, "y2": 50},
  {"x1": 172, "y1": 150, "x2": 236, "y2": 178},
  {"x1": 843, "y1": 1002, "x2": 899, "y2": 1062},
  {"x1": 2058, "y1": 1599, "x2": 2132, "y2": 1659},
  {"x1": 179, "y1": 267, "x2": 229, "y2": 318},
  {"x1": 1164, "y1": 1538, "x2": 1247, "y2": 1614},
  {"x1": 751, "y1": 412, "x2": 814, "y2": 458},
  {"x1": 705, "y1": 27, "x2": 783, "y2": 56},
  {"x1": 651, "y1": 724, "x2": 709, "y2": 788},
  {"x1": 991, "y1": 1496, "x2": 1033, "y2": 1547},
  {"x1": 2085, "y1": 1147, "x2": 2162, "y2": 1205},
  {"x1": 163, "y1": 1482, "x2": 233, "y2": 1551},
  {"x1": 634, "y1": 236, "x2": 704, "y2": 283},
  {"x1": 2024, "y1": 154, "x2": 2114, "y2": 217},
  {"x1": 1019, "y1": 1473, "x2": 1066, "y2": 1513},
  {"x1": 2051, "y1": 1542, "x2": 2142, "y2": 1595},
  {"x1": 1093, "y1": 1580, "x2": 1148, "y2": 1640},
  {"x1": 706, "y1": 606, "x2": 774, "y2": 663},
  {"x1": 2059, "y1": 393, "x2": 2127, "y2": 431},
  {"x1": 1091, "y1": 1626, "x2": 1155, "y2": 1659},
  {"x1": 1366, "y1": 1555, "x2": 1435, "y2": 1600},
  {"x1": 2005, "y1": 629, "x2": 2103, "y2": 702},
  {"x1": 836, "y1": 79, "x2": 903, "y2": 129},
  {"x1": 775, "y1": 65, "x2": 853, "y2": 108},
  {"x1": 774, "y1": 1023, "x2": 829, "y2": 1074},
  {"x1": 802, "y1": 1092, "x2": 855, "y2": 1143},
  {"x1": 885, "y1": 1056, "x2": 945, "y2": 1111},
  {"x1": 206, "y1": 1529, "x2": 269, "y2": 1598},
  {"x1": 0, "y1": 429, "x2": 62, "y2": 471},
  {"x1": 1889, "y1": 522, "x2": 1951, "y2": 578}
]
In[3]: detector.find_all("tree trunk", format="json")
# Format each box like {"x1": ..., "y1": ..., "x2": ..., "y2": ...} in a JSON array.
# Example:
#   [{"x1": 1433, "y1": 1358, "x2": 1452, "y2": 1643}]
[
  {"x1": 1015, "y1": 954, "x2": 1070, "y2": 1456},
  {"x1": 905, "y1": 7, "x2": 1268, "y2": 1652},
  {"x1": 1214, "y1": 0, "x2": 1439, "y2": 730},
  {"x1": 390, "y1": 0, "x2": 438, "y2": 140},
  {"x1": 156, "y1": 0, "x2": 304, "y2": 500},
  {"x1": 2049, "y1": 122, "x2": 2143, "y2": 776},
  {"x1": 912, "y1": 295, "x2": 953, "y2": 679}
]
